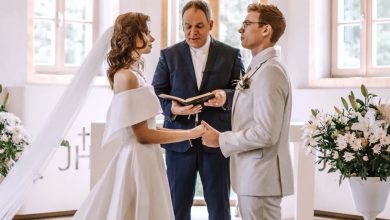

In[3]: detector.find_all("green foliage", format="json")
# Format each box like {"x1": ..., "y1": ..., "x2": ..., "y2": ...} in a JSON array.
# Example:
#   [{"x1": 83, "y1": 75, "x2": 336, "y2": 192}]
[{"x1": 0, "y1": 84, "x2": 9, "y2": 112}]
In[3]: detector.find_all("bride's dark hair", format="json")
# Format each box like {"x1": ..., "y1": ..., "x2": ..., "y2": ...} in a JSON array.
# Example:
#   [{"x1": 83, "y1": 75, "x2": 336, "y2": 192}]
[{"x1": 107, "y1": 12, "x2": 150, "y2": 88}]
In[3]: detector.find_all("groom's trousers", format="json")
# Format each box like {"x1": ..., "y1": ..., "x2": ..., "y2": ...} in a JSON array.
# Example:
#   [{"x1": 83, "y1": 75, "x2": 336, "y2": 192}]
[{"x1": 238, "y1": 195, "x2": 282, "y2": 220}]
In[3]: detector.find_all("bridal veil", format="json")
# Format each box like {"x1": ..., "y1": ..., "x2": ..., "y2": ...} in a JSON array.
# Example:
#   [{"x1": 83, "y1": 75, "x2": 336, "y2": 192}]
[{"x1": 0, "y1": 27, "x2": 113, "y2": 219}]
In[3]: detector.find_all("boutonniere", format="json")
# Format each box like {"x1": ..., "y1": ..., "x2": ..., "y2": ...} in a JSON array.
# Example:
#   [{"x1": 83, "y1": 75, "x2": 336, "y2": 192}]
[{"x1": 233, "y1": 71, "x2": 250, "y2": 91}]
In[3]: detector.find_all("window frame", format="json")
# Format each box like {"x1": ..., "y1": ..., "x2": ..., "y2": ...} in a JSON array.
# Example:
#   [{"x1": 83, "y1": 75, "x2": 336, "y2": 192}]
[
  {"x1": 331, "y1": 0, "x2": 390, "y2": 77},
  {"x1": 27, "y1": 0, "x2": 100, "y2": 84}
]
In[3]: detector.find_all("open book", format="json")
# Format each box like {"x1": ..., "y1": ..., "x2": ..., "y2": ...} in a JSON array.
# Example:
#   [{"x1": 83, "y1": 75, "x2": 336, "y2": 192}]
[{"x1": 158, "y1": 92, "x2": 215, "y2": 106}]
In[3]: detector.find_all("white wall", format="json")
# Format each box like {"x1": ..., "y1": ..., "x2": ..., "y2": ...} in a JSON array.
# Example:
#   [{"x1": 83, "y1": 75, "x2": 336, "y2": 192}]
[
  {"x1": 1, "y1": 0, "x2": 389, "y2": 218},
  {"x1": 0, "y1": 0, "x2": 27, "y2": 86}
]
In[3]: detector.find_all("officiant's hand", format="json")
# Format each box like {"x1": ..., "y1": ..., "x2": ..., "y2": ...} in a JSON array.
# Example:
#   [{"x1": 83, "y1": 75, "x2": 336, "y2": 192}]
[
  {"x1": 171, "y1": 100, "x2": 202, "y2": 116},
  {"x1": 201, "y1": 121, "x2": 220, "y2": 148},
  {"x1": 204, "y1": 89, "x2": 226, "y2": 108}
]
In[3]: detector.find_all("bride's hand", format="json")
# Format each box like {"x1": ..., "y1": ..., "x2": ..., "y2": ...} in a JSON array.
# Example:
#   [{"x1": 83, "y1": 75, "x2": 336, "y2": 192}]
[{"x1": 188, "y1": 125, "x2": 206, "y2": 139}]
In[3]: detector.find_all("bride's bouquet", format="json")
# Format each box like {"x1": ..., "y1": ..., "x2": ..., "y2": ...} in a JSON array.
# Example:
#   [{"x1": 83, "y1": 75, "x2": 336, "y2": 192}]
[{"x1": 0, "y1": 85, "x2": 30, "y2": 180}]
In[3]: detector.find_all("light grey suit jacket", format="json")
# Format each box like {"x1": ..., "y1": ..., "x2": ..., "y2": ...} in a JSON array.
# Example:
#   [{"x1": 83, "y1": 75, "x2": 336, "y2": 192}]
[{"x1": 219, "y1": 47, "x2": 294, "y2": 197}]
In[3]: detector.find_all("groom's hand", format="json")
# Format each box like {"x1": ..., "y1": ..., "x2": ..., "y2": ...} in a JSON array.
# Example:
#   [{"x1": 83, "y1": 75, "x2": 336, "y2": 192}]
[
  {"x1": 201, "y1": 121, "x2": 220, "y2": 148},
  {"x1": 204, "y1": 89, "x2": 226, "y2": 108}
]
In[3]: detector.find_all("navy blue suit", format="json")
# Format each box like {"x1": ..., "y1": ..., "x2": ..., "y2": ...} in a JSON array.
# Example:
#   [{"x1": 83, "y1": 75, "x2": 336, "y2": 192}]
[{"x1": 152, "y1": 38, "x2": 244, "y2": 220}]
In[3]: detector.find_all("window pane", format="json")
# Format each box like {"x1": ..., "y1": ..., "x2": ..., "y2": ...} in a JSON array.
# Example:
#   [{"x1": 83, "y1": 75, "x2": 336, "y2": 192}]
[
  {"x1": 337, "y1": 24, "x2": 361, "y2": 68},
  {"x1": 64, "y1": 23, "x2": 92, "y2": 66},
  {"x1": 219, "y1": 0, "x2": 251, "y2": 68},
  {"x1": 373, "y1": 0, "x2": 390, "y2": 19},
  {"x1": 176, "y1": 0, "x2": 187, "y2": 42},
  {"x1": 338, "y1": 0, "x2": 360, "y2": 22},
  {"x1": 34, "y1": 21, "x2": 55, "y2": 65},
  {"x1": 373, "y1": 23, "x2": 390, "y2": 67},
  {"x1": 219, "y1": 0, "x2": 246, "y2": 48},
  {"x1": 65, "y1": 0, "x2": 93, "y2": 21},
  {"x1": 34, "y1": 0, "x2": 55, "y2": 18}
]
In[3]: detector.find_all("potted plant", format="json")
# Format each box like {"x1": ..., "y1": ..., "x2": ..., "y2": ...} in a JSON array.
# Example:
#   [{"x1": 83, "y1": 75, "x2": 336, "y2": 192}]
[{"x1": 301, "y1": 85, "x2": 390, "y2": 220}]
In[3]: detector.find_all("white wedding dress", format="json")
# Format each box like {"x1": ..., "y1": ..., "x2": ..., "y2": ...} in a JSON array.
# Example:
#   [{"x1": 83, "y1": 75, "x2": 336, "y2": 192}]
[{"x1": 73, "y1": 72, "x2": 174, "y2": 220}]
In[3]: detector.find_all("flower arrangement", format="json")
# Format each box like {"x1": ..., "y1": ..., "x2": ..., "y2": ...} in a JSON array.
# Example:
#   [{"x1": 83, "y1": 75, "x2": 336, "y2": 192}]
[
  {"x1": 0, "y1": 84, "x2": 30, "y2": 180},
  {"x1": 302, "y1": 85, "x2": 390, "y2": 183}
]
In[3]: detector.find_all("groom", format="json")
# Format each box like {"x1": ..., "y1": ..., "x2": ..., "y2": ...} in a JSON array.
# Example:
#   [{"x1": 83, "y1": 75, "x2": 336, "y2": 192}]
[{"x1": 201, "y1": 3, "x2": 294, "y2": 220}]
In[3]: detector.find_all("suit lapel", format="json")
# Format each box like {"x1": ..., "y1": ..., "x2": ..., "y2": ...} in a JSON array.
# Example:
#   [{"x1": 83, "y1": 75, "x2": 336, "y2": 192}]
[
  {"x1": 182, "y1": 42, "x2": 198, "y2": 91},
  {"x1": 231, "y1": 48, "x2": 278, "y2": 122},
  {"x1": 199, "y1": 38, "x2": 217, "y2": 92}
]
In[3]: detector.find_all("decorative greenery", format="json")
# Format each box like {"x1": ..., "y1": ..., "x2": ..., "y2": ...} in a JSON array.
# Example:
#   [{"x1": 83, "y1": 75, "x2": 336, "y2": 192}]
[
  {"x1": 302, "y1": 85, "x2": 390, "y2": 184},
  {"x1": 0, "y1": 84, "x2": 30, "y2": 178},
  {"x1": 0, "y1": 84, "x2": 9, "y2": 112}
]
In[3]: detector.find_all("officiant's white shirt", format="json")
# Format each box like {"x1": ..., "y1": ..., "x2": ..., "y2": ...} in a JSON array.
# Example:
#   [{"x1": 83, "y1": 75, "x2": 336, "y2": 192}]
[{"x1": 189, "y1": 36, "x2": 211, "y2": 89}]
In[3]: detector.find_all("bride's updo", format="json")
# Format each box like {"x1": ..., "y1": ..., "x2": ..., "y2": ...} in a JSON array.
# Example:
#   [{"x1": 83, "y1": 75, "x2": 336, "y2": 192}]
[{"x1": 107, "y1": 12, "x2": 150, "y2": 88}]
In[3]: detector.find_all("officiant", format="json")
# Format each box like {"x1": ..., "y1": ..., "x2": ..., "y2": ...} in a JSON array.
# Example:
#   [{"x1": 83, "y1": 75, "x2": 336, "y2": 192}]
[{"x1": 152, "y1": 0, "x2": 244, "y2": 219}]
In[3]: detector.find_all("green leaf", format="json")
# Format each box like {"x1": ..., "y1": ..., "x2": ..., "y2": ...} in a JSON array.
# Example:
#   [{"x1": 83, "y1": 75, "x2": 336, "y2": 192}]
[
  {"x1": 341, "y1": 97, "x2": 348, "y2": 109},
  {"x1": 356, "y1": 99, "x2": 365, "y2": 107},
  {"x1": 311, "y1": 109, "x2": 319, "y2": 117},
  {"x1": 361, "y1": 84, "x2": 368, "y2": 98},
  {"x1": 334, "y1": 106, "x2": 341, "y2": 114},
  {"x1": 350, "y1": 91, "x2": 355, "y2": 99},
  {"x1": 349, "y1": 94, "x2": 358, "y2": 111},
  {"x1": 0, "y1": 84, "x2": 2, "y2": 94},
  {"x1": 1, "y1": 92, "x2": 9, "y2": 112}
]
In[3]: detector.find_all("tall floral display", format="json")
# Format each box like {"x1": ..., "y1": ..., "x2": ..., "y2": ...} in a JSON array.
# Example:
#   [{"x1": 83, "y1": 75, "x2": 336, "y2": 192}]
[
  {"x1": 302, "y1": 85, "x2": 390, "y2": 220},
  {"x1": 0, "y1": 84, "x2": 30, "y2": 181}
]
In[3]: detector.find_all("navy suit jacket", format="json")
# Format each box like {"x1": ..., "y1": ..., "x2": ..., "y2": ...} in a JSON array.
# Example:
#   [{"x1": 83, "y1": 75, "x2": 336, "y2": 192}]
[{"x1": 152, "y1": 38, "x2": 244, "y2": 152}]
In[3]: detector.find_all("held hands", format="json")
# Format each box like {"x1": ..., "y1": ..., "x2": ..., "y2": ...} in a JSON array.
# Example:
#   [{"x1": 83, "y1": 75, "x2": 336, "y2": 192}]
[
  {"x1": 204, "y1": 89, "x2": 227, "y2": 108},
  {"x1": 171, "y1": 100, "x2": 202, "y2": 116},
  {"x1": 188, "y1": 124, "x2": 206, "y2": 139},
  {"x1": 200, "y1": 121, "x2": 220, "y2": 148}
]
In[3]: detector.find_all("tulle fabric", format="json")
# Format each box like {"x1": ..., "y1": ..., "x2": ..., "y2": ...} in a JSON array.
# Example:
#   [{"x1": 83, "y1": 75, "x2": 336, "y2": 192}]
[{"x1": 0, "y1": 27, "x2": 113, "y2": 219}]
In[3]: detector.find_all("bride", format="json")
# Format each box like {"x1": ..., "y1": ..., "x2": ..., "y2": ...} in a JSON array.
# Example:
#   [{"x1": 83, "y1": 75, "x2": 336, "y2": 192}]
[
  {"x1": 72, "y1": 12, "x2": 205, "y2": 220},
  {"x1": 0, "y1": 11, "x2": 204, "y2": 220}
]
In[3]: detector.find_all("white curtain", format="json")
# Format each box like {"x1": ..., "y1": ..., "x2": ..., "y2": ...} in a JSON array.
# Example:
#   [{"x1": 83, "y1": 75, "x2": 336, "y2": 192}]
[{"x1": 0, "y1": 27, "x2": 113, "y2": 219}]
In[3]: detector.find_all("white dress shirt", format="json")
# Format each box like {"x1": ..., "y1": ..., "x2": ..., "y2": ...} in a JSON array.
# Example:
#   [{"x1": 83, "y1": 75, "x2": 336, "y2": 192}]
[{"x1": 189, "y1": 36, "x2": 211, "y2": 89}]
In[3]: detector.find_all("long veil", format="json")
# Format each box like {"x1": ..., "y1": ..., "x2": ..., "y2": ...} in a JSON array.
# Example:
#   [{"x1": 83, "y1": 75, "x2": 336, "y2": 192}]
[{"x1": 0, "y1": 27, "x2": 113, "y2": 219}]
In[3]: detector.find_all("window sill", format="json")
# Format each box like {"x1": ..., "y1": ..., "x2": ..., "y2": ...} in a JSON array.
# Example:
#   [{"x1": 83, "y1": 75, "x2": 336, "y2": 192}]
[
  {"x1": 309, "y1": 76, "x2": 390, "y2": 88},
  {"x1": 27, "y1": 73, "x2": 109, "y2": 87}
]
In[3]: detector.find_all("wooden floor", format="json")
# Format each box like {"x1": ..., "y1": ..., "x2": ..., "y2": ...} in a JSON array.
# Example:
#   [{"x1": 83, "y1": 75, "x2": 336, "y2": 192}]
[{"x1": 18, "y1": 207, "x2": 351, "y2": 220}]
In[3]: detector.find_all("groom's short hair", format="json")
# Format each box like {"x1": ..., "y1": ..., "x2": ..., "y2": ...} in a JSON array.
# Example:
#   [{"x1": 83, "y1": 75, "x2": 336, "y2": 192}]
[
  {"x1": 248, "y1": 3, "x2": 286, "y2": 44},
  {"x1": 182, "y1": 0, "x2": 212, "y2": 22}
]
